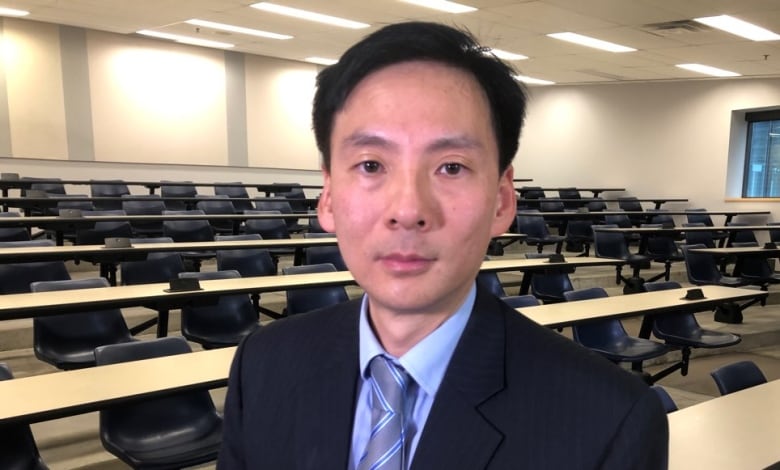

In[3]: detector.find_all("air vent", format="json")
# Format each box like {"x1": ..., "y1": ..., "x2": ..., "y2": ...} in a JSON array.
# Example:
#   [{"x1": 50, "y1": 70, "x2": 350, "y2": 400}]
[{"x1": 642, "y1": 19, "x2": 712, "y2": 37}]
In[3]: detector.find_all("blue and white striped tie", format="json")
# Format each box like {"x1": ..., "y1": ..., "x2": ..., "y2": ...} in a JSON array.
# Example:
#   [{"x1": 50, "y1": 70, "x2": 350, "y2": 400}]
[{"x1": 358, "y1": 356, "x2": 411, "y2": 470}]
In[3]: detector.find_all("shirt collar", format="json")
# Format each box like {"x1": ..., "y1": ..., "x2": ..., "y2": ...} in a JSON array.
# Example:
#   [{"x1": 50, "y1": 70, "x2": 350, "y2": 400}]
[{"x1": 358, "y1": 283, "x2": 475, "y2": 396}]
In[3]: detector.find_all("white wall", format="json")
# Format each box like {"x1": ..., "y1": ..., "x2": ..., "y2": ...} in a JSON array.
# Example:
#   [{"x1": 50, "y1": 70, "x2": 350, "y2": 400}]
[{"x1": 517, "y1": 77, "x2": 780, "y2": 221}]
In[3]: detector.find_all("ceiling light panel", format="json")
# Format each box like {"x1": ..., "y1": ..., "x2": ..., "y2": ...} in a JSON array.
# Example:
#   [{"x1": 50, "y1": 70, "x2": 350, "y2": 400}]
[
  {"x1": 185, "y1": 19, "x2": 292, "y2": 40},
  {"x1": 489, "y1": 48, "x2": 528, "y2": 60},
  {"x1": 250, "y1": 2, "x2": 369, "y2": 29},
  {"x1": 0, "y1": 7, "x2": 28, "y2": 17},
  {"x1": 137, "y1": 30, "x2": 234, "y2": 49},
  {"x1": 514, "y1": 74, "x2": 555, "y2": 85},
  {"x1": 547, "y1": 32, "x2": 636, "y2": 53},
  {"x1": 304, "y1": 57, "x2": 338, "y2": 66},
  {"x1": 676, "y1": 63, "x2": 741, "y2": 77},
  {"x1": 694, "y1": 15, "x2": 780, "y2": 42},
  {"x1": 399, "y1": 0, "x2": 477, "y2": 14}
]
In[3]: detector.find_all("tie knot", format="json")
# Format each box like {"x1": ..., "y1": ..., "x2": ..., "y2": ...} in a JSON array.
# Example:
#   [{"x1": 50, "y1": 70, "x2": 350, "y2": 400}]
[{"x1": 369, "y1": 356, "x2": 409, "y2": 412}]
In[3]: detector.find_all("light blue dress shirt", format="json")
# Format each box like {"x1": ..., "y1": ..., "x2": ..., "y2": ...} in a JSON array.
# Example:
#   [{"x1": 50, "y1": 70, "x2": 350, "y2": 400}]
[{"x1": 348, "y1": 283, "x2": 475, "y2": 470}]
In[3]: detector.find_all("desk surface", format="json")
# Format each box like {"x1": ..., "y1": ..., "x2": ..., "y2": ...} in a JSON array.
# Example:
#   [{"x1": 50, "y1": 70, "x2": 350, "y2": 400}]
[
  {"x1": 0, "y1": 212, "x2": 318, "y2": 227},
  {"x1": 516, "y1": 285, "x2": 766, "y2": 329},
  {"x1": 0, "y1": 346, "x2": 235, "y2": 424},
  {"x1": 0, "y1": 179, "x2": 323, "y2": 190},
  {"x1": 689, "y1": 246, "x2": 780, "y2": 257},
  {"x1": 0, "y1": 283, "x2": 761, "y2": 426},
  {"x1": 0, "y1": 256, "x2": 616, "y2": 321},
  {"x1": 593, "y1": 224, "x2": 775, "y2": 233},
  {"x1": 668, "y1": 379, "x2": 780, "y2": 470}
]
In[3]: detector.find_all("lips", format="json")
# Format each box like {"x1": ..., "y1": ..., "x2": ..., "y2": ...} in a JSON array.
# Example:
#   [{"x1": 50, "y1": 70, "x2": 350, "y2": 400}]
[{"x1": 378, "y1": 252, "x2": 435, "y2": 274}]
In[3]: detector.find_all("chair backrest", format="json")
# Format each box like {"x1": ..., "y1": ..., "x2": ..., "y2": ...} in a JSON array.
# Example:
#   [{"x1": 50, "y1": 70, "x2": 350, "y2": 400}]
[
  {"x1": 641, "y1": 224, "x2": 678, "y2": 259},
  {"x1": 650, "y1": 385, "x2": 678, "y2": 413},
  {"x1": 529, "y1": 269, "x2": 574, "y2": 304},
  {"x1": 30, "y1": 277, "x2": 132, "y2": 369},
  {"x1": 214, "y1": 234, "x2": 277, "y2": 277},
  {"x1": 649, "y1": 211, "x2": 675, "y2": 229},
  {"x1": 682, "y1": 223, "x2": 716, "y2": 248},
  {"x1": 0, "y1": 240, "x2": 71, "y2": 294},
  {"x1": 122, "y1": 195, "x2": 166, "y2": 236},
  {"x1": 641, "y1": 280, "x2": 704, "y2": 339},
  {"x1": 76, "y1": 210, "x2": 133, "y2": 245},
  {"x1": 767, "y1": 222, "x2": 780, "y2": 243},
  {"x1": 91, "y1": 180, "x2": 130, "y2": 210},
  {"x1": 0, "y1": 363, "x2": 48, "y2": 470},
  {"x1": 121, "y1": 237, "x2": 185, "y2": 284},
  {"x1": 563, "y1": 287, "x2": 631, "y2": 349},
  {"x1": 254, "y1": 199, "x2": 299, "y2": 230},
  {"x1": 586, "y1": 198, "x2": 607, "y2": 212},
  {"x1": 685, "y1": 209, "x2": 714, "y2": 227},
  {"x1": 0, "y1": 212, "x2": 31, "y2": 241},
  {"x1": 681, "y1": 244, "x2": 723, "y2": 285},
  {"x1": 94, "y1": 337, "x2": 222, "y2": 467},
  {"x1": 282, "y1": 263, "x2": 349, "y2": 315},
  {"x1": 539, "y1": 199, "x2": 565, "y2": 213},
  {"x1": 160, "y1": 181, "x2": 197, "y2": 210},
  {"x1": 303, "y1": 233, "x2": 347, "y2": 270},
  {"x1": 592, "y1": 224, "x2": 630, "y2": 260},
  {"x1": 307, "y1": 213, "x2": 327, "y2": 233},
  {"x1": 710, "y1": 360, "x2": 767, "y2": 395},
  {"x1": 517, "y1": 186, "x2": 545, "y2": 210},
  {"x1": 603, "y1": 213, "x2": 633, "y2": 229},
  {"x1": 195, "y1": 197, "x2": 236, "y2": 234},
  {"x1": 617, "y1": 197, "x2": 643, "y2": 212},
  {"x1": 178, "y1": 270, "x2": 258, "y2": 347},
  {"x1": 566, "y1": 219, "x2": 594, "y2": 239},
  {"x1": 162, "y1": 210, "x2": 214, "y2": 242},
  {"x1": 273, "y1": 183, "x2": 308, "y2": 213},
  {"x1": 23, "y1": 177, "x2": 66, "y2": 195},
  {"x1": 56, "y1": 196, "x2": 95, "y2": 213},
  {"x1": 476, "y1": 270, "x2": 506, "y2": 297},
  {"x1": 214, "y1": 183, "x2": 253, "y2": 211},
  {"x1": 726, "y1": 223, "x2": 758, "y2": 246},
  {"x1": 516, "y1": 214, "x2": 551, "y2": 238},
  {"x1": 557, "y1": 187, "x2": 582, "y2": 210},
  {"x1": 244, "y1": 210, "x2": 291, "y2": 240},
  {"x1": 502, "y1": 294, "x2": 540, "y2": 309}
]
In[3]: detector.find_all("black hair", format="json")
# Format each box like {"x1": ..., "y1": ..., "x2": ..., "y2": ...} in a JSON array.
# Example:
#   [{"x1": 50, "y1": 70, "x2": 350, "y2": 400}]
[{"x1": 312, "y1": 21, "x2": 528, "y2": 174}]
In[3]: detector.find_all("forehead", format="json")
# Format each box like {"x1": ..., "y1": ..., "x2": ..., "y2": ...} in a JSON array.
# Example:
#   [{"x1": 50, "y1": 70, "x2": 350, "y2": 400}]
[{"x1": 332, "y1": 61, "x2": 497, "y2": 154}]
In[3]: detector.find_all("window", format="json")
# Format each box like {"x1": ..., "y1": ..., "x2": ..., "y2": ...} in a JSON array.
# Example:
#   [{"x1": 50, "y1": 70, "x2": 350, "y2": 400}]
[{"x1": 743, "y1": 109, "x2": 780, "y2": 197}]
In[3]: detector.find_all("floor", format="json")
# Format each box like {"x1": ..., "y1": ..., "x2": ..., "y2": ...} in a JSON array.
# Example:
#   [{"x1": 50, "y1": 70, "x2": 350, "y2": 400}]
[{"x1": 2, "y1": 242, "x2": 779, "y2": 469}]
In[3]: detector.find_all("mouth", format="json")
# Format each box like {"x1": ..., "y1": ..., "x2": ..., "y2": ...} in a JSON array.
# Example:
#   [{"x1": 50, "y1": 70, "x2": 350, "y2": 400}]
[{"x1": 377, "y1": 252, "x2": 436, "y2": 274}]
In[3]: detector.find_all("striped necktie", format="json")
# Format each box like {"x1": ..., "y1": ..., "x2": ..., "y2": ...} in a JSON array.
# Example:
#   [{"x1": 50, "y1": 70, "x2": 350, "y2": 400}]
[{"x1": 358, "y1": 355, "x2": 412, "y2": 470}]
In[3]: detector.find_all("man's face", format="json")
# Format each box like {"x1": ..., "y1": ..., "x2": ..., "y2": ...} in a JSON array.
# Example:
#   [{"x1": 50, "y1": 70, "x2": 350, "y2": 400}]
[{"x1": 318, "y1": 61, "x2": 516, "y2": 319}]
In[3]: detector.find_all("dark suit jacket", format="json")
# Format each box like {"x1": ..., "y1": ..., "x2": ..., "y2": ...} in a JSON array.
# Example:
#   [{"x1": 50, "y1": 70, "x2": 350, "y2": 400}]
[{"x1": 218, "y1": 286, "x2": 668, "y2": 469}]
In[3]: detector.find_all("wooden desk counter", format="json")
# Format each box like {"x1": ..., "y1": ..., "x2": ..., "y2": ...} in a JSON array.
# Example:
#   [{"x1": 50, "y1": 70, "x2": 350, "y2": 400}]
[
  {"x1": 0, "y1": 346, "x2": 236, "y2": 425},
  {"x1": 515, "y1": 285, "x2": 766, "y2": 329},
  {"x1": 669, "y1": 379, "x2": 780, "y2": 470}
]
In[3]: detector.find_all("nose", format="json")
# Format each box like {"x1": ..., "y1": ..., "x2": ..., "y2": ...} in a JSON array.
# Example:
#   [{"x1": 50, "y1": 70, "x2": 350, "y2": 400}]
[{"x1": 386, "y1": 170, "x2": 438, "y2": 230}]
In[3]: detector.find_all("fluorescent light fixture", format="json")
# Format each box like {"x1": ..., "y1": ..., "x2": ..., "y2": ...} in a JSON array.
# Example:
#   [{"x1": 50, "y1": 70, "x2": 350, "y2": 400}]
[
  {"x1": 137, "y1": 30, "x2": 234, "y2": 49},
  {"x1": 399, "y1": 0, "x2": 477, "y2": 14},
  {"x1": 514, "y1": 74, "x2": 555, "y2": 85},
  {"x1": 694, "y1": 15, "x2": 780, "y2": 41},
  {"x1": 185, "y1": 19, "x2": 292, "y2": 40},
  {"x1": 304, "y1": 57, "x2": 338, "y2": 66},
  {"x1": 489, "y1": 48, "x2": 528, "y2": 61},
  {"x1": 547, "y1": 32, "x2": 636, "y2": 53},
  {"x1": 676, "y1": 63, "x2": 741, "y2": 77},
  {"x1": 250, "y1": 2, "x2": 369, "y2": 29},
  {"x1": 0, "y1": 6, "x2": 28, "y2": 16}
]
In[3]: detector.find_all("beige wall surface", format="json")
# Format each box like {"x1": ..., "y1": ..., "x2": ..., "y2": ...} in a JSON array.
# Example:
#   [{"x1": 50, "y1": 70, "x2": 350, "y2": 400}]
[
  {"x1": 245, "y1": 54, "x2": 319, "y2": 171},
  {"x1": 3, "y1": 18, "x2": 67, "y2": 160},
  {"x1": 88, "y1": 31, "x2": 228, "y2": 166},
  {"x1": 517, "y1": 77, "x2": 780, "y2": 220}
]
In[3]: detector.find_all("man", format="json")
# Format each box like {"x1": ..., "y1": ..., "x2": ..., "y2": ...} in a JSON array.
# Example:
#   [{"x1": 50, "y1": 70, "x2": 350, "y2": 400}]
[{"x1": 218, "y1": 21, "x2": 668, "y2": 469}]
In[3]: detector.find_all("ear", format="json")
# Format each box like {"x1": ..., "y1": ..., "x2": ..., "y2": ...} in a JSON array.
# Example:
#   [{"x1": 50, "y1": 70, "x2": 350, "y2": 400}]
[
  {"x1": 317, "y1": 166, "x2": 336, "y2": 232},
  {"x1": 490, "y1": 166, "x2": 517, "y2": 237}
]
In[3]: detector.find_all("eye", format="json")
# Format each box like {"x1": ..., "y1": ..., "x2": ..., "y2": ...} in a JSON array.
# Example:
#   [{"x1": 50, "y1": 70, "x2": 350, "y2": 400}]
[
  {"x1": 438, "y1": 162, "x2": 464, "y2": 176},
  {"x1": 359, "y1": 160, "x2": 382, "y2": 173}
]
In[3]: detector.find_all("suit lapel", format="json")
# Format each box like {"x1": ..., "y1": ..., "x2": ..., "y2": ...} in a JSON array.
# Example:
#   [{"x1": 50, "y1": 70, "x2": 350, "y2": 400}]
[
  {"x1": 292, "y1": 302, "x2": 361, "y2": 469},
  {"x1": 411, "y1": 288, "x2": 506, "y2": 470}
]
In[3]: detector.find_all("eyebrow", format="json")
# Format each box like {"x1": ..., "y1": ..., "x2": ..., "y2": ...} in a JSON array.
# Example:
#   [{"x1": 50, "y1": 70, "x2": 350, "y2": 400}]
[{"x1": 340, "y1": 132, "x2": 484, "y2": 154}]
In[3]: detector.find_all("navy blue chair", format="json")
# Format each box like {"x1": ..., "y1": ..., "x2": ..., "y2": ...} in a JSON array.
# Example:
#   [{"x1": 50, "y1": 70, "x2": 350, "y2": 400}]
[
  {"x1": 502, "y1": 294, "x2": 541, "y2": 309},
  {"x1": 0, "y1": 212, "x2": 31, "y2": 241},
  {"x1": 642, "y1": 280, "x2": 741, "y2": 379},
  {"x1": 244, "y1": 210, "x2": 294, "y2": 263},
  {"x1": 94, "y1": 337, "x2": 222, "y2": 469},
  {"x1": 254, "y1": 199, "x2": 306, "y2": 233},
  {"x1": 476, "y1": 270, "x2": 506, "y2": 298},
  {"x1": 516, "y1": 212, "x2": 565, "y2": 253},
  {"x1": 215, "y1": 234, "x2": 278, "y2": 316},
  {"x1": 710, "y1": 360, "x2": 767, "y2": 396},
  {"x1": 214, "y1": 183, "x2": 254, "y2": 211},
  {"x1": 0, "y1": 240, "x2": 70, "y2": 295},
  {"x1": 31, "y1": 278, "x2": 136, "y2": 369},
  {"x1": 122, "y1": 195, "x2": 166, "y2": 237},
  {"x1": 0, "y1": 363, "x2": 49, "y2": 470},
  {"x1": 160, "y1": 181, "x2": 197, "y2": 211},
  {"x1": 90, "y1": 180, "x2": 130, "y2": 210},
  {"x1": 196, "y1": 196, "x2": 237, "y2": 235},
  {"x1": 178, "y1": 270, "x2": 260, "y2": 348},
  {"x1": 563, "y1": 287, "x2": 670, "y2": 382},
  {"x1": 650, "y1": 385, "x2": 678, "y2": 413},
  {"x1": 282, "y1": 263, "x2": 349, "y2": 315},
  {"x1": 304, "y1": 233, "x2": 347, "y2": 270},
  {"x1": 592, "y1": 224, "x2": 655, "y2": 293},
  {"x1": 162, "y1": 210, "x2": 215, "y2": 271}
]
